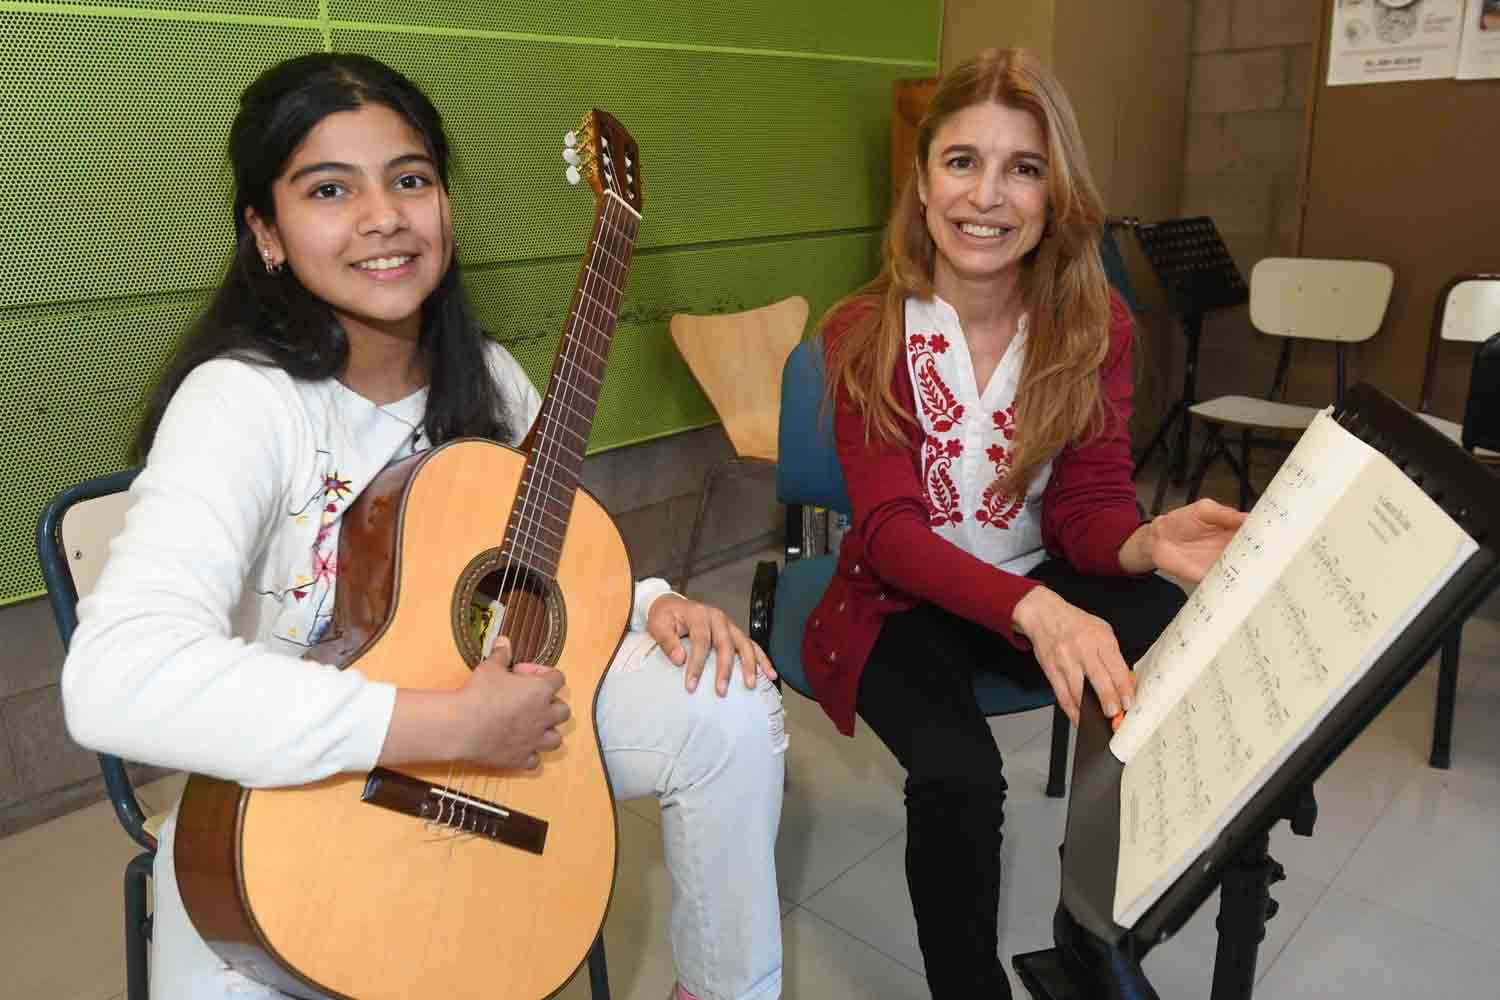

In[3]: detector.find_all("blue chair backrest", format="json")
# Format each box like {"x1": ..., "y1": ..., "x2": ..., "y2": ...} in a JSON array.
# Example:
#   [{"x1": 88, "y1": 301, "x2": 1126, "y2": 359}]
[
  {"x1": 777, "y1": 338, "x2": 852, "y2": 515},
  {"x1": 1101, "y1": 225, "x2": 1142, "y2": 314},
  {"x1": 36, "y1": 467, "x2": 155, "y2": 851}
]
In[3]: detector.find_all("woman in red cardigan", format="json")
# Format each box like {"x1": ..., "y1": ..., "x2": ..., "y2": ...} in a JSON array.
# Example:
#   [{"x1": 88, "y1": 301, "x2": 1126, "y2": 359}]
[{"x1": 804, "y1": 49, "x2": 1245, "y2": 997}]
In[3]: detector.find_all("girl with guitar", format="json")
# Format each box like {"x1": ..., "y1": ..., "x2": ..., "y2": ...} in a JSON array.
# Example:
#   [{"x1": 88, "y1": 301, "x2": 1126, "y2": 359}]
[{"x1": 63, "y1": 53, "x2": 783, "y2": 1000}]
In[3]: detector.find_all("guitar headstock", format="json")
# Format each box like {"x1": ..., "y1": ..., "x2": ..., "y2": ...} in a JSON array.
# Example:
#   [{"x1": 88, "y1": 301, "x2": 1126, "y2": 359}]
[{"x1": 563, "y1": 109, "x2": 643, "y2": 214}]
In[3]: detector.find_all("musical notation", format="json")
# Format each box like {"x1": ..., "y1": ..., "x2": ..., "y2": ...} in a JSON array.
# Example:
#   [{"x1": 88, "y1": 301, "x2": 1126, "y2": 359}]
[{"x1": 1113, "y1": 410, "x2": 1478, "y2": 928}]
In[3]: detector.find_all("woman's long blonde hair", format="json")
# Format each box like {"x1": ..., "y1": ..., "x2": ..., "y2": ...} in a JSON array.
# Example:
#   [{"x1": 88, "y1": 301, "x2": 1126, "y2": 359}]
[{"x1": 824, "y1": 47, "x2": 1113, "y2": 497}]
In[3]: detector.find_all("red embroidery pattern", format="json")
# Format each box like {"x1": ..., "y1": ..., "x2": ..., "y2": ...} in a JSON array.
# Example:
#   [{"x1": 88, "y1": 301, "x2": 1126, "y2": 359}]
[
  {"x1": 909, "y1": 333, "x2": 965, "y2": 432},
  {"x1": 976, "y1": 404, "x2": 1024, "y2": 529},
  {"x1": 921, "y1": 435, "x2": 964, "y2": 526},
  {"x1": 992, "y1": 403, "x2": 1016, "y2": 441},
  {"x1": 911, "y1": 331, "x2": 966, "y2": 524}
]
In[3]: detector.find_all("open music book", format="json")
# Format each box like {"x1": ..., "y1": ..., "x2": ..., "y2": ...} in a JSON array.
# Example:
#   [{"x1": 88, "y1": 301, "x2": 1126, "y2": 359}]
[{"x1": 1110, "y1": 410, "x2": 1477, "y2": 927}]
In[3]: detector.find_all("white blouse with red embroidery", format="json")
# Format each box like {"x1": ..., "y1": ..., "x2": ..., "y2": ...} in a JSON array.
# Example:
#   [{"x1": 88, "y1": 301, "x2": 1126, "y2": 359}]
[{"x1": 904, "y1": 295, "x2": 1052, "y2": 575}]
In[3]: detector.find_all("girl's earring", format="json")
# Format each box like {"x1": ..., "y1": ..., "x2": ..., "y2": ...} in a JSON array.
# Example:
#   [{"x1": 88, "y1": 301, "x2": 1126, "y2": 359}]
[{"x1": 260, "y1": 247, "x2": 284, "y2": 275}]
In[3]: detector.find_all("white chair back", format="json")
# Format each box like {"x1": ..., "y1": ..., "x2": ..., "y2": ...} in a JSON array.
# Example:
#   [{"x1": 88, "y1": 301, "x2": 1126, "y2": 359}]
[
  {"x1": 60, "y1": 490, "x2": 133, "y2": 601},
  {"x1": 1440, "y1": 276, "x2": 1500, "y2": 345},
  {"x1": 1249, "y1": 257, "x2": 1394, "y2": 344}
]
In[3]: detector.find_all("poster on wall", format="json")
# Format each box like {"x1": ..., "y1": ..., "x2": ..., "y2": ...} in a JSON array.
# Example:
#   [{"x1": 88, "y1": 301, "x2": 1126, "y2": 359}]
[
  {"x1": 1457, "y1": 0, "x2": 1500, "y2": 77},
  {"x1": 1327, "y1": 0, "x2": 1465, "y2": 85}
]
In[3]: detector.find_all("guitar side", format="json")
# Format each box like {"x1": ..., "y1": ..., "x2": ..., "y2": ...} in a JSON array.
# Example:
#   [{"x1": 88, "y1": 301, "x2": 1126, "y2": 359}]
[{"x1": 177, "y1": 438, "x2": 630, "y2": 1000}]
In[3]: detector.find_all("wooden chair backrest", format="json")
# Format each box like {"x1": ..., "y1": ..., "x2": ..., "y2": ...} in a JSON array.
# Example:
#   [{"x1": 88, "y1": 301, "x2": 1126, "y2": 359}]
[{"x1": 669, "y1": 296, "x2": 809, "y2": 462}]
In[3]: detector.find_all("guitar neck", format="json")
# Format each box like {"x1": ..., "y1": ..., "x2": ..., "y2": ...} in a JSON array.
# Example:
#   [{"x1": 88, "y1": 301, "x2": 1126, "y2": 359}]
[{"x1": 508, "y1": 191, "x2": 641, "y2": 580}]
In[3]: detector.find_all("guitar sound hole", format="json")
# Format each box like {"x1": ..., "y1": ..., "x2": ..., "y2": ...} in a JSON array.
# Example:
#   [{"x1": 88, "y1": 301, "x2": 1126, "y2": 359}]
[{"x1": 454, "y1": 551, "x2": 567, "y2": 667}]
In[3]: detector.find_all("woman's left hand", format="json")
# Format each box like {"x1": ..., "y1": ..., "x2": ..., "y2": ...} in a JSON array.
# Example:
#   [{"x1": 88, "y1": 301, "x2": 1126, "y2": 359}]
[
  {"x1": 1148, "y1": 498, "x2": 1248, "y2": 584},
  {"x1": 647, "y1": 594, "x2": 777, "y2": 696}
]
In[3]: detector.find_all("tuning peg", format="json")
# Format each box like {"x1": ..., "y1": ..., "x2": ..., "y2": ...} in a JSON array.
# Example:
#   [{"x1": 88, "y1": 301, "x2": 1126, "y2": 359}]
[
  {"x1": 564, "y1": 131, "x2": 578, "y2": 148},
  {"x1": 565, "y1": 165, "x2": 581, "y2": 185},
  {"x1": 563, "y1": 148, "x2": 579, "y2": 165}
]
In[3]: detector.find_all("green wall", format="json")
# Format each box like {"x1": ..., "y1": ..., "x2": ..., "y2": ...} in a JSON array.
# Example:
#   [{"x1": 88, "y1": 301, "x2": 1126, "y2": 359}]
[{"x1": 0, "y1": 1, "x2": 939, "y2": 604}]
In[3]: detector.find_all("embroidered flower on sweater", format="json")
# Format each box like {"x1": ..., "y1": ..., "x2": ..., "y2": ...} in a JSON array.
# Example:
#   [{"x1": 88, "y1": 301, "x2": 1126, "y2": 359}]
[
  {"x1": 903, "y1": 298, "x2": 1049, "y2": 565},
  {"x1": 322, "y1": 473, "x2": 352, "y2": 500},
  {"x1": 263, "y1": 452, "x2": 349, "y2": 647},
  {"x1": 976, "y1": 466, "x2": 1024, "y2": 529},
  {"x1": 909, "y1": 335, "x2": 965, "y2": 433},
  {"x1": 921, "y1": 434, "x2": 964, "y2": 526},
  {"x1": 993, "y1": 403, "x2": 1016, "y2": 440}
]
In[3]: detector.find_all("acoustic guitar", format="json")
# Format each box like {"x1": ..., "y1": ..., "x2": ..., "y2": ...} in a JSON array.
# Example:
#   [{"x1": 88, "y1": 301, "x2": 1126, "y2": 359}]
[{"x1": 175, "y1": 110, "x2": 645, "y2": 1000}]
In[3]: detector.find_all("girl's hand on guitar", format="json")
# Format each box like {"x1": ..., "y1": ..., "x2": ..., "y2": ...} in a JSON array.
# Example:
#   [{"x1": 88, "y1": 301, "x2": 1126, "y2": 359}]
[
  {"x1": 648, "y1": 594, "x2": 777, "y2": 697},
  {"x1": 459, "y1": 638, "x2": 572, "y2": 770}
]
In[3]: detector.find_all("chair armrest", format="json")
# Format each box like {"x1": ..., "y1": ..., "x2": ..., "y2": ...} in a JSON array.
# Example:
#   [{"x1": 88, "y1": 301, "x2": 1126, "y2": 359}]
[{"x1": 749, "y1": 560, "x2": 779, "y2": 650}]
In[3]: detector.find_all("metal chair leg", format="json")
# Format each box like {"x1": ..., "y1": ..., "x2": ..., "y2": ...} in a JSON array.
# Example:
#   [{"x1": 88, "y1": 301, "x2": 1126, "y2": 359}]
[
  {"x1": 587, "y1": 931, "x2": 611, "y2": 1000},
  {"x1": 1238, "y1": 430, "x2": 1255, "y2": 511},
  {"x1": 125, "y1": 851, "x2": 153, "y2": 1000},
  {"x1": 1185, "y1": 424, "x2": 1221, "y2": 505},
  {"x1": 679, "y1": 460, "x2": 727, "y2": 594},
  {"x1": 1045, "y1": 704, "x2": 1069, "y2": 799},
  {"x1": 1430, "y1": 625, "x2": 1463, "y2": 769}
]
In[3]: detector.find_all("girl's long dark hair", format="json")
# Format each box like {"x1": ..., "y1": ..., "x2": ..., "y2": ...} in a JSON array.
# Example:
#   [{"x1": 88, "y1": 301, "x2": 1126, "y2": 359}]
[{"x1": 132, "y1": 52, "x2": 511, "y2": 460}]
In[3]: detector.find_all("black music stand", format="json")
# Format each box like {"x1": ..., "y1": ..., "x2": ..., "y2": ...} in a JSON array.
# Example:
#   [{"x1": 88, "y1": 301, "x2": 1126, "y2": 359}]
[
  {"x1": 1128, "y1": 218, "x2": 1249, "y2": 515},
  {"x1": 1016, "y1": 383, "x2": 1500, "y2": 1000}
]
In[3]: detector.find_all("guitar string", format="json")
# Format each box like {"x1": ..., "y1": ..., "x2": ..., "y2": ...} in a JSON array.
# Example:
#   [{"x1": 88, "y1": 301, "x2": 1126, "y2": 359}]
[
  {"x1": 465, "y1": 191, "x2": 621, "y2": 826},
  {"x1": 472, "y1": 191, "x2": 634, "y2": 822},
  {"x1": 455, "y1": 188, "x2": 632, "y2": 831}
]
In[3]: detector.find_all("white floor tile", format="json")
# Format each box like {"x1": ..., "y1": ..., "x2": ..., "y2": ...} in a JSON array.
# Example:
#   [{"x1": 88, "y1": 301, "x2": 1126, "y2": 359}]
[
  {"x1": 0, "y1": 773, "x2": 182, "y2": 1000},
  {"x1": 799, "y1": 794, "x2": 1069, "y2": 981},
  {"x1": 1332, "y1": 763, "x2": 1500, "y2": 938},
  {"x1": 1256, "y1": 886, "x2": 1500, "y2": 999},
  {"x1": 781, "y1": 907, "x2": 931, "y2": 999},
  {"x1": 775, "y1": 689, "x2": 910, "y2": 905}
]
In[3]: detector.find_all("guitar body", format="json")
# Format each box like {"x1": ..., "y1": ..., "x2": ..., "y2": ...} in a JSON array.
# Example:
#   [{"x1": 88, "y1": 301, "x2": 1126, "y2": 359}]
[{"x1": 177, "y1": 438, "x2": 630, "y2": 1000}]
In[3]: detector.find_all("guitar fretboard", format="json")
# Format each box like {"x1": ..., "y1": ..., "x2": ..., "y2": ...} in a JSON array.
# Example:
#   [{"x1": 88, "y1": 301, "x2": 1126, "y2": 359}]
[{"x1": 505, "y1": 191, "x2": 640, "y2": 580}]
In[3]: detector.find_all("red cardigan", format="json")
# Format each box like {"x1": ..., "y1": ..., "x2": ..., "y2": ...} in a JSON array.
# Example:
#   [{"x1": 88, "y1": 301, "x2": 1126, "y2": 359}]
[{"x1": 802, "y1": 292, "x2": 1144, "y2": 735}]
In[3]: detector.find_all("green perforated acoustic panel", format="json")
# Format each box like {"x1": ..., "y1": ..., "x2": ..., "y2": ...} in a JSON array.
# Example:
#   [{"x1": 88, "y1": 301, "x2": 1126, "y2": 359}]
[
  {"x1": 471, "y1": 231, "x2": 882, "y2": 445},
  {"x1": 1, "y1": 2, "x2": 936, "y2": 604}
]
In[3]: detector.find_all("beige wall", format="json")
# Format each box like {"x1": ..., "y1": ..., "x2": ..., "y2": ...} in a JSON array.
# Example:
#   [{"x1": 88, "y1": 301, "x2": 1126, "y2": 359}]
[
  {"x1": 940, "y1": 0, "x2": 1192, "y2": 224},
  {"x1": 941, "y1": 0, "x2": 1055, "y2": 71},
  {"x1": 1178, "y1": 0, "x2": 1320, "y2": 406}
]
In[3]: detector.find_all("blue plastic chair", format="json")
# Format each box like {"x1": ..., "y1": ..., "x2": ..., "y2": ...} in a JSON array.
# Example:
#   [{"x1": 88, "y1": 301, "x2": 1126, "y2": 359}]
[
  {"x1": 36, "y1": 469, "x2": 614, "y2": 999},
  {"x1": 1100, "y1": 220, "x2": 1142, "y2": 315},
  {"x1": 749, "y1": 340, "x2": 1071, "y2": 798},
  {"x1": 36, "y1": 468, "x2": 154, "y2": 1000}
]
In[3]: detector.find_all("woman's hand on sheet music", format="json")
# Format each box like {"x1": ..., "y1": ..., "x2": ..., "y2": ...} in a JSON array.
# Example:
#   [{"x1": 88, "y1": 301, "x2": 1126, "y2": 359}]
[
  {"x1": 1012, "y1": 586, "x2": 1135, "y2": 725},
  {"x1": 650, "y1": 594, "x2": 777, "y2": 696},
  {"x1": 1128, "y1": 499, "x2": 1248, "y2": 584}
]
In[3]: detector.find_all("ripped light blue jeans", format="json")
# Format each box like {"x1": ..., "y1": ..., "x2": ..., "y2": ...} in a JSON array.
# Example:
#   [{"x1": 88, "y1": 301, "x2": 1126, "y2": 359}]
[{"x1": 149, "y1": 636, "x2": 787, "y2": 1000}]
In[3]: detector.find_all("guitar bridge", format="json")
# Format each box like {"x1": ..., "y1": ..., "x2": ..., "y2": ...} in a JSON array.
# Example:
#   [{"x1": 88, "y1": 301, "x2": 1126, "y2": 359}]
[{"x1": 360, "y1": 767, "x2": 548, "y2": 855}]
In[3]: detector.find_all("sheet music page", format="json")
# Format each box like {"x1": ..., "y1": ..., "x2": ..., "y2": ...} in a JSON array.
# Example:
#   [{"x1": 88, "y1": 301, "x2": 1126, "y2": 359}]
[
  {"x1": 1113, "y1": 444, "x2": 1476, "y2": 927},
  {"x1": 1110, "y1": 411, "x2": 1369, "y2": 763}
]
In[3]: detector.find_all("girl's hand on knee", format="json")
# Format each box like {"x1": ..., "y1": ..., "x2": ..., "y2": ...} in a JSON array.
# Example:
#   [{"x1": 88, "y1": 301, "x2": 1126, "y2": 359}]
[
  {"x1": 1012, "y1": 586, "x2": 1135, "y2": 725},
  {"x1": 648, "y1": 594, "x2": 777, "y2": 696}
]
